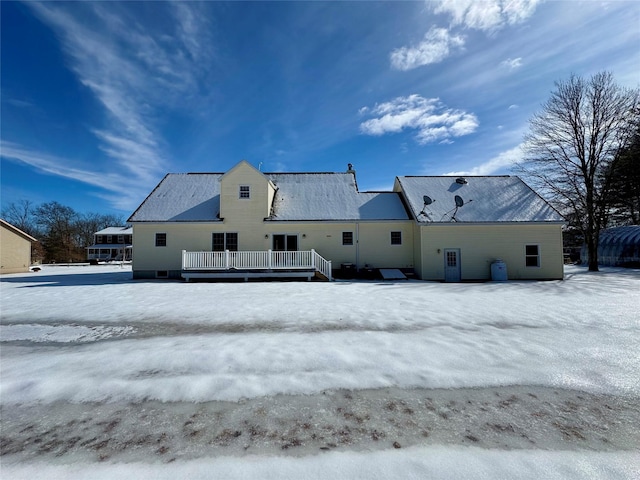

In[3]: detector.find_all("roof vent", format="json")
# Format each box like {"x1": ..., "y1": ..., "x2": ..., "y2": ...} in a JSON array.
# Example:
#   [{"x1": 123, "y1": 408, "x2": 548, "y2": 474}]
[{"x1": 456, "y1": 177, "x2": 468, "y2": 185}]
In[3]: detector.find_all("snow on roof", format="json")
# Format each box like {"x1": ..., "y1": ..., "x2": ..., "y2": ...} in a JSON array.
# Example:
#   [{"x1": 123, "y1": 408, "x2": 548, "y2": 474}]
[
  {"x1": 397, "y1": 176, "x2": 563, "y2": 223},
  {"x1": 269, "y1": 173, "x2": 409, "y2": 221},
  {"x1": 128, "y1": 172, "x2": 410, "y2": 222},
  {"x1": 95, "y1": 226, "x2": 133, "y2": 235},
  {"x1": 128, "y1": 174, "x2": 223, "y2": 222}
]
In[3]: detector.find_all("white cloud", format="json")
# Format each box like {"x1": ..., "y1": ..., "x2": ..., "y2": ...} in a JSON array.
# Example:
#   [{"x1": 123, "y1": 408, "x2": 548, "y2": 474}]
[
  {"x1": 0, "y1": 141, "x2": 148, "y2": 211},
  {"x1": 500, "y1": 57, "x2": 523, "y2": 69},
  {"x1": 359, "y1": 95, "x2": 478, "y2": 144},
  {"x1": 432, "y1": 0, "x2": 540, "y2": 32},
  {"x1": 444, "y1": 145, "x2": 523, "y2": 176},
  {"x1": 21, "y1": 2, "x2": 213, "y2": 210},
  {"x1": 390, "y1": 27, "x2": 465, "y2": 71}
]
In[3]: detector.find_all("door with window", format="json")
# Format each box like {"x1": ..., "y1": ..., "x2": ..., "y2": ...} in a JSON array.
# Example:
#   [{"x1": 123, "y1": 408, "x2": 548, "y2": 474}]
[
  {"x1": 444, "y1": 248, "x2": 461, "y2": 282},
  {"x1": 272, "y1": 234, "x2": 298, "y2": 252}
]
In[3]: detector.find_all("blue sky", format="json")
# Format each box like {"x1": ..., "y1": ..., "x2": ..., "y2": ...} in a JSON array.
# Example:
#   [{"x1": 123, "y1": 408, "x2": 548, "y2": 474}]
[{"x1": 2, "y1": 1, "x2": 639, "y2": 218}]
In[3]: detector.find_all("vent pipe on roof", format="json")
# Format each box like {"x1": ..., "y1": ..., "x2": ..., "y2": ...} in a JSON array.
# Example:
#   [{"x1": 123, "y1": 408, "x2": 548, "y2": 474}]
[{"x1": 456, "y1": 177, "x2": 468, "y2": 185}]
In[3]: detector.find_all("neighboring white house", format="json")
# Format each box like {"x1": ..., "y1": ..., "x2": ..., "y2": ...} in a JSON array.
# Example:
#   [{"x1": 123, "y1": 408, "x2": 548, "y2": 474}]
[
  {"x1": 0, "y1": 218, "x2": 38, "y2": 274},
  {"x1": 86, "y1": 226, "x2": 133, "y2": 262},
  {"x1": 128, "y1": 161, "x2": 564, "y2": 281}
]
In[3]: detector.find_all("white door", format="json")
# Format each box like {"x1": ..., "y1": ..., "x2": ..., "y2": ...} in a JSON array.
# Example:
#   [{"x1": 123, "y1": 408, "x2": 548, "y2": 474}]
[{"x1": 444, "y1": 249, "x2": 461, "y2": 282}]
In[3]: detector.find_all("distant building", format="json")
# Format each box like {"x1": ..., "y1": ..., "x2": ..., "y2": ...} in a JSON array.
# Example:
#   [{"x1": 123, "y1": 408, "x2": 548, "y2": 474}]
[
  {"x1": 127, "y1": 161, "x2": 564, "y2": 282},
  {"x1": 86, "y1": 226, "x2": 133, "y2": 262},
  {"x1": 582, "y1": 225, "x2": 640, "y2": 267},
  {"x1": 0, "y1": 219, "x2": 38, "y2": 274}
]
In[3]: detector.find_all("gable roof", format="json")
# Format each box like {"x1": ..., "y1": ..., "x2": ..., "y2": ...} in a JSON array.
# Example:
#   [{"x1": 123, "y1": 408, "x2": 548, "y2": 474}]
[
  {"x1": 128, "y1": 172, "x2": 410, "y2": 222},
  {"x1": 396, "y1": 176, "x2": 563, "y2": 223},
  {"x1": 95, "y1": 226, "x2": 133, "y2": 235},
  {"x1": 128, "y1": 174, "x2": 223, "y2": 222},
  {"x1": 0, "y1": 218, "x2": 38, "y2": 242},
  {"x1": 269, "y1": 173, "x2": 409, "y2": 221}
]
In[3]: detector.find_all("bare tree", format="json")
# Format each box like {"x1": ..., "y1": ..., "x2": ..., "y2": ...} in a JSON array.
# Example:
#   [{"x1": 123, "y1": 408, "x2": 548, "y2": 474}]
[
  {"x1": 1, "y1": 200, "x2": 40, "y2": 237},
  {"x1": 518, "y1": 72, "x2": 639, "y2": 271},
  {"x1": 75, "y1": 212, "x2": 125, "y2": 248}
]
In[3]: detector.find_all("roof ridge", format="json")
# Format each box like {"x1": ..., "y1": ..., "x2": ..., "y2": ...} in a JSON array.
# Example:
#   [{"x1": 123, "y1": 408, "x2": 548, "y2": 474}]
[{"x1": 400, "y1": 175, "x2": 512, "y2": 178}]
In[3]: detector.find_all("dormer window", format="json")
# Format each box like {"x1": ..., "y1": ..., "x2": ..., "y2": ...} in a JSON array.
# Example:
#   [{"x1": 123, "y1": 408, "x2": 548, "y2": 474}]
[{"x1": 239, "y1": 185, "x2": 250, "y2": 199}]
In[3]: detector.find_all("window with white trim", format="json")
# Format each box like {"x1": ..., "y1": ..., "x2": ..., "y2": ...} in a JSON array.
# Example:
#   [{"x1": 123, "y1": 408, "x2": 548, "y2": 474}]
[
  {"x1": 212, "y1": 232, "x2": 238, "y2": 251},
  {"x1": 342, "y1": 232, "x2": 353, "y2": 245},
  {"x1": 391, "y1": 231, "x2": 402, "y2": 245},
  {"x1": 239, "y1": 185, "x2": 250, "y2": 199},
  {"x1": 525, "y1": 244, "x2": 540, "y2": 267},
  {"x1": 155, "y1": 233, "x2": 167, "y2": 247}
]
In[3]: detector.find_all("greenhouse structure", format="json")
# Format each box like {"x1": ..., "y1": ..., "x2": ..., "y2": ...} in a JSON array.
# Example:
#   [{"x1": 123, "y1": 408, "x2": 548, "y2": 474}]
[{"x1": 582, "y1": 225, "x2": 640, "y2": 267}]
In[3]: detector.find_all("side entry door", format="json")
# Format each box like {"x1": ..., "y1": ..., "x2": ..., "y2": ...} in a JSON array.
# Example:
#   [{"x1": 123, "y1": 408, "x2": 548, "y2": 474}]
[{"x1": 444, "y1": 248, "x2": 461, "y2": 282}]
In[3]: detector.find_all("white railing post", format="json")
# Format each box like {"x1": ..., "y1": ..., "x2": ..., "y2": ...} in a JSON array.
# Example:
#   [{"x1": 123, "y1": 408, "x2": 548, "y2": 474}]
[
  {"x1": 182, "y1": 250, "x2": 187, "y2": 269},
  {"x1": 268, "y1": 249, "x2": 272, "y2": 269},
  {"x1": 225, "y1": 250, "x2": 230, "y2": 269},
  {"x1": 311, "y1": 249, "x2": 316, "y2": 269}
]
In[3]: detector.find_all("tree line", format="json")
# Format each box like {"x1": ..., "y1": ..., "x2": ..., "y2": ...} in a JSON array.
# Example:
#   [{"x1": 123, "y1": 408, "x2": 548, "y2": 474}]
[{"x1": 1, "y1": 200, "x2": 124, "y2": 263}]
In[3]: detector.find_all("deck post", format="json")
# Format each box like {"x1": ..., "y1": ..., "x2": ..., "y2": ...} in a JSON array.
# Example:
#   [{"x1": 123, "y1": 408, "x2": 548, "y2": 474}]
[
  {"x1": 182, "y1": 250, "x2": 187, "y2": 270},
  {"x1": 268, "y1": 249, "x2": 272, "y2": 269},
  {"x1": 311, "y1": 249, "x2": 316, "y2": 269},
  {"x1": 225, "y1": 250, "x2": 230, "y2": 269}
]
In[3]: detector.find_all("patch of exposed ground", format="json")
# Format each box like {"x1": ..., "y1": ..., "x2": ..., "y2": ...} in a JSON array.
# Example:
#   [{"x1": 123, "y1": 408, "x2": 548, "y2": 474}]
[{"x1": 2, "y1": 386, "x2": 638, "y2": 464}]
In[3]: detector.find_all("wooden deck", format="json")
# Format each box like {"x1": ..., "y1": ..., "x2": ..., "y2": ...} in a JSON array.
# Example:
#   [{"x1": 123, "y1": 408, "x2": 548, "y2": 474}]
[{"x1": 181, "y1": 249, "x2": 332, "y2": 281}]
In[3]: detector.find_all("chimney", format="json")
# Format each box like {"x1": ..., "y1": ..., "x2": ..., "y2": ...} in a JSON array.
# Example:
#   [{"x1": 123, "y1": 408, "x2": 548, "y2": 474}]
[{"x1": 346, "y1": 163, "x2": 358, "y2": 191}]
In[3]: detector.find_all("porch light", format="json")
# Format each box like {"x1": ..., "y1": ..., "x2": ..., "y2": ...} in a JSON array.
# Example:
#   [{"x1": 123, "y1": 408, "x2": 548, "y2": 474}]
[{"x1": 265, "y1": 234, "x2": 269, "y2": 239}]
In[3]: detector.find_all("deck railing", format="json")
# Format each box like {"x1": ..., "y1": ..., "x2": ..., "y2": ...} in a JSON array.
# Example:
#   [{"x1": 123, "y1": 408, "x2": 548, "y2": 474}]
[{"x1": 182, "y1": 249, "x2": 332, "y2": 280}]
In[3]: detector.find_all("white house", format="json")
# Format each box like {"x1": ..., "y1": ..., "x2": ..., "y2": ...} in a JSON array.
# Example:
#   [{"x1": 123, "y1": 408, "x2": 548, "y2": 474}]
[
  {"x1": 128, "y1": 161, "x2": 564, "y2": 281},
  {"x1": 86, "y1": 226, "x2": 133, "y2": 262}
]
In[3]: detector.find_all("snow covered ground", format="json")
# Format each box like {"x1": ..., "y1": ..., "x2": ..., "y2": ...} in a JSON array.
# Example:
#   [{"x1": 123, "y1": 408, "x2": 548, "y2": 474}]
[{"x1": 1, "y1": 264, "x2": 639, "y2": 479}]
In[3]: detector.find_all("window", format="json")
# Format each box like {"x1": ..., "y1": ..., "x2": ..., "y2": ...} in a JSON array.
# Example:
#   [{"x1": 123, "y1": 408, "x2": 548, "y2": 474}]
[
  {"x1": 342, "y1": 232, "x2": 353, "y2": 245},
  {"x1": 212, "y1": 232, "x2": 238, "y2": 251},
  {"x1": 97, "y1": 235, "x2": 103, "y2": 244},
  {"x1": 155, "y1": 233, "x2": 167, "y2": 247},
  {"x1": 107, "y1": 235, "x2": 113, "y2": 243},
  {"x1": 525, "y1": 244, "x2": 540, "y2": 267},
  {"x1": 446, "y1": 250, "x2": 457, "y2": 267},
  {"x1": 239, "y1": 185, "x2": 250, "y2": 199},
  {"x1": 391, "y1": 231, "x2": 402, "y2": 245},
  {"x1": 117, "y1": 235, "x2": 124, "y2": 244}
]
